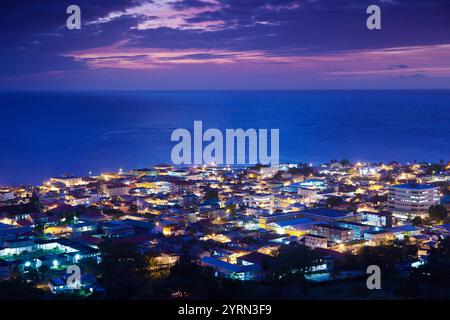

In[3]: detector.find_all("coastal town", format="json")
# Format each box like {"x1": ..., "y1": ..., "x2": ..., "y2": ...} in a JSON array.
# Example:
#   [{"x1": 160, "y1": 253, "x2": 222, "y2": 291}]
[{"x1": 1, "y1": 160, "x2": 450, "y2": 299}]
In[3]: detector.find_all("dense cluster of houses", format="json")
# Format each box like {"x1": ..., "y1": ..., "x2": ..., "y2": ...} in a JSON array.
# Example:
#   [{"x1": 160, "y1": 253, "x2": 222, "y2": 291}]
[{"x1": 0, "y1": 160, "x2": 449, "y2": 294}]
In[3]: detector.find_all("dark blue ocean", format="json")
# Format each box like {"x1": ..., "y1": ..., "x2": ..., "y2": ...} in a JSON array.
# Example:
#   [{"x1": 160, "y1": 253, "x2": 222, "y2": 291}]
[{"x1": 0, "y1": 90, "x2": 449, "y2": 185}]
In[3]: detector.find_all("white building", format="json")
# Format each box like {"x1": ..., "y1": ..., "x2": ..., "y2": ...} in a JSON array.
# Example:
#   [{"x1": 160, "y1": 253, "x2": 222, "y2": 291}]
[
  {"x1": 246, "y1": 194, "x2": 275, "y2": 213},
  {"x1": 259, "y1": 166, "x2": 279, "y2": 179},
  {"x1": 0, "y1": 190, "x2": 15, "y2": 202},
  {"x1": 298, "y1": 187, "x2": 321, "y2": 204},
  {"x1": 50, "y1": 176, "x2": 84, "y2": 187},
  {"x1": 388, "y1": 183, "x2": 440, "y2": 220},
  {"x1": 304, "y1": 234, "x2": 328, "y2": 249},
  {"x1": 101, "y1": 183, "x2": 130, "y2": 197}
]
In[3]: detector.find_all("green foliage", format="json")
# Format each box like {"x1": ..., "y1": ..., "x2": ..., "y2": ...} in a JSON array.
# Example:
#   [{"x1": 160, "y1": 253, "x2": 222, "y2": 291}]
[
  {"x1": 357, "y1": 239, "x2": 418, "y2": 274},
  {"x1": 249, "y1": 163, "x2": 267, "y2": 171},
  {"x1": 34, "y1": 223, "x2": 45, "y2": 238},
  {"x1": 425, "y1": 164, "x2": 445, "y2": 175},
  {"x1": 203, "y1": 187, "x2": 219, "y2": 201},
  {"x1": 29, "y1": 190, "x2": 42, "y2": 212},
  {"x1": 98, "y1": 241, "x2": 149, "y2": 299},
  {"x1": 369, "y1": 194, "x2": 387, "y2": 204},
  {"x1": 428, "y1": 205, "x2": 448, "y2": 222},
  {"x1": 326, "y1": 196, "x2": 343, "y2": 208},
  {"x1": 102, "y1": 208, "x2": 124, "y2": 217},
  {"x1": 129, "y1": 204, "x2": 138, "y2": 214},
  {"x1": 409, "y1": 237, "x2": 450, "y2": 297},
  {"x1": 38, "y1": 265, "x2": 50, "y2": 274},
  {"x1": 62, "y1": 211, "x2": 78, "y2": 224},
  {"x1": 153, "y1": 255, "x2": 218, "y2": 299},
  {"x1": 0, "y1": 279, "x2": 47, "y2": 299},
  {"x1": 411, "y1": 216, "x2": 423, "y2": 226},
  {"x1": 266, "y1": 244, "x2": 322, "y2": 281},
  {"x1": 288, "y1": 163, "x2": 313, "y2": 176},
  {"x1": 225, "y1": 204, "x2": 237, "y2": 216},
  {"x1": 340, "y1": 159, "x2": 352, "y2": 166},
  {"x1": 272, "y1": 170, "x2": 284, "y2": 180}
]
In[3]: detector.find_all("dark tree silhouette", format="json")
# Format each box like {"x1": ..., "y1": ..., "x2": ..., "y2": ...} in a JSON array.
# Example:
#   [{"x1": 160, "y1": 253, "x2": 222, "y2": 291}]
[
  {"x1": 267, "y1": 244, "x2": 321, "y2": 281},
  {"x1": 203, "y1": 187, "x2": 219, "y2": 201},
  {"x1": 428, "y1": 205, "x2": 447, "y2": 222}
]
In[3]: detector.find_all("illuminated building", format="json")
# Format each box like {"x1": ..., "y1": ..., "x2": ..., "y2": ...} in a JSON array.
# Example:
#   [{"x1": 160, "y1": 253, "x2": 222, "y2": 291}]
[
  {"x1": 388, "y1": 183, "x2": 440, "y2": 220},
  {"x1": 304, "y1": 234, "x2": 328, "y2": 249},
  {"x1": 311, "y1": 224, "x2": 355, "y2": 242}
]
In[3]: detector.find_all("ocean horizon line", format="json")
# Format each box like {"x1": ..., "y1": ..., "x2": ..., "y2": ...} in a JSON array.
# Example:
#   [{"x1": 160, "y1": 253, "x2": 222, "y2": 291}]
[{"x1": 2, "y1": 88, "x2": 450, "y2": 93}]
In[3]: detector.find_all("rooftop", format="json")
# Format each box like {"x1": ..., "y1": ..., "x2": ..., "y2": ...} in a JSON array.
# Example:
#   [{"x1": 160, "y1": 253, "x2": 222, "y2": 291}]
[
  {"x1": 303, "y1": 208, "x2": 353, "y2": 219},
  {"x1": 272, "y1": 217, "x2": 315, "y2": 227},
  {"x1": 201, "y1": 256, "x2": 261, "y2": 273},
  {"x1": 314, "y1": 223, "x2": 352, "y2": 232},
  {"x1": 390, "y1": 183, "x2": 437, "y2": 190}
]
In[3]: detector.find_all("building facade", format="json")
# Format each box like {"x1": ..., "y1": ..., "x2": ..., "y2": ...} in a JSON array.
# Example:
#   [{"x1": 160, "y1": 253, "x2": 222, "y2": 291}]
[{"x1": 388, "y1": 183, "x2": 440, "y2": 220}]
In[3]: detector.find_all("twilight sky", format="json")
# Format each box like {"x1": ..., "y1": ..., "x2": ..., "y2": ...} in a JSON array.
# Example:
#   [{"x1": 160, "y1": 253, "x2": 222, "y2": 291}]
[{"x1": 1, "y1": 0, "x2": 450, "y2": 89}]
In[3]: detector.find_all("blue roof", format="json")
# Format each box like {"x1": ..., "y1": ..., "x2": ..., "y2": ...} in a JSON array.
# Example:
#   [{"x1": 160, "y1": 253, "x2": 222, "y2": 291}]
[
  {"x1": 391, "y1": 183, "x2": 436, "y2": 190},
  {"x1": 122, "y1": 219, "x2": 153, "y2": 229},
  {"x1": 274, "y1": 217, "x2": 314, "y2": 227},
  {"x1": 387, "y1": 225, "x2": 420, "y2": 233},
  {"x1": 0, "y1": 223, "x2": 15, "y2": 230},
  {"x1": 303, "y1": 208, "x2": 351, "y2": 218},
  {"x1": 436, "y1": 224, "x2": 450, "y2": 232},
  {"x1": 50, "y1": 277, "x2": 65, "y2": 286},
  {"x1": 201, "y1": 257, "x2": 261, "y2": 273},
  {"x1": 302, "y1": 179, "x2": 325, "y2": 183},
  {"x1": 71, "y1": 222, "x2": 96, "y2": 228}
]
